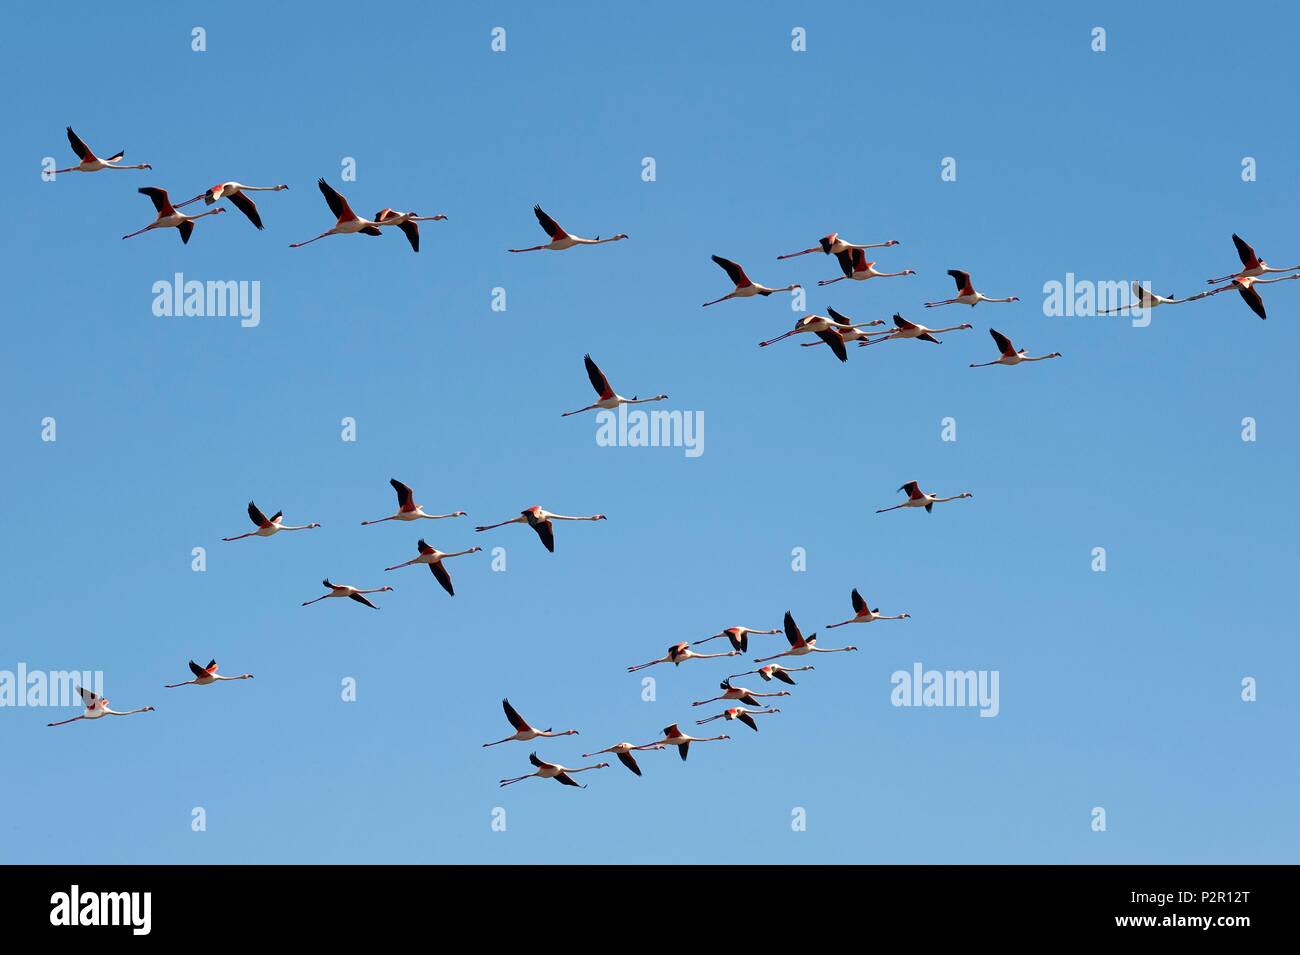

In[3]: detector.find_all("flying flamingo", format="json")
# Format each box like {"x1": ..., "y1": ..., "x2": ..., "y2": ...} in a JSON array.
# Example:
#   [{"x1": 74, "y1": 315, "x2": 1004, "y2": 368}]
[
  {"x1": 627, "y1": 642, "x2": 740, "y2": 672},
  {"x1": 474, "y1": 506, "x2": 605, "y2": 553},
  {"x1": 758, "y1": 310, "x2": 885, "y2": 362},
  {"x1": 374, "y1": 208, "x2": 447, "y2": 252},
  {"x1": 753, "y1": 611, "x2": 858, "y2": 664},
  {"x1": 817, "y1": 247, "x2": 915, "y2": 286},
  {"x1": 164, "y1": 660, "x2": 254, "y2": 688},
  {"x1": 47, "y1": 687, "x2": 154, "y2": 727},
  {"x1": 289, "y1": 179, "x2": 386, "y2": 248},
  {"x1": 300, "y1": 580, "x2": 392, "y2": 609},
  {"x1": 1194, "y1": 272, "x2": 1300, "y2": 320},
  {"x1": 561, "y1": 354, "x2": 667, "y2": 416},
  {"x1": 54, "y1": 127, "x2": 151, "y2": 174},
  {"x1": 703, "y1": 255, "x2": 801, "y2": 306},
  {"x1": 777, "y1": 232, "x2": 899, "y2": 260},
  {"x1": 857, "y1": 312, "x2": 972, "y2": 346},
  {"x1": 499, "y1": 752, "x2": 609, "y2": 788},
  {"x1": 508, "y1": 205, "x2": 627, "y2": 252},
  {"x1": 1207, "y1": 234, "x2": 1300, "y2": 284},
  {"x1": 924, "y1": 270, "x2": 1019, "y2": 308},
  {"x1": 692, "y1": 626, "x2": 782, "y2": 654},
  {"x1": 383, "y1": 540, "x2": 481, "y2": 596},
  {"x1": 696, "y1": 706, "x2": 781, "y2": 732},
  {"x1": 797, "y1": 306, "x2": 888, "y2": 353},
  {"x1": 361, "y1": 479, "x2": 466, "y2": 525},
  {"x1": 969, "y1": 328, "x2": 1062, "y2": 367},
  {"x1": 581, "y1": 741, "x2": 667, "y2": 776},
  {"x1": 690, "y1": 679, "x2": 790, "y2": 708},
  {"x1": 1098, "y1": 281, "x2": 1212, "y2": 313},
  {"x1": 174, "y1": 182, "x2": 289, "y2": 229},
  {"x1": 827, "y1": 589, "x2": 910, "y2": 627},
  {"x1": 222, "y1": 501, "x2": 320, "y2": 541},
  {"x1": 727, "y1": 664, "x2": 815, "y2": 685},
  {"x1": 483, "y1": 699, "x2": 579, "y2": 747},
  {"x1": 122, "y1": 187, "x2": 225, "y2": 244},
  {"x1": 877, "y1": 480, "x2": 972, "y2": 514},
  {"x1": 647, "y1": 723, "x2": 730, "y2": 761}
]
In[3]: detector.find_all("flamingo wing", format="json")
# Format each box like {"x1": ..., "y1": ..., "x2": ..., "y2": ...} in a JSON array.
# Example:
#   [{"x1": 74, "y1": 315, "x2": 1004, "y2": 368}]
[
  {"x1": 826, "y1": 306, "x2": 853, "y2": 327},
  {"x1": 533, "y1": 205, "x2": 567, "y2": 239},
  {"x1": 177, "y1": 220, "x2": 195, "y2": 245},
  {"x1": 390, "y1": 478, "x2": 415, "y2": 510},
  {"x1": 814, "y1": 329, "x2": 848, "y2": 362},
  {"x1": 348, "y1": 593, "x2": 379, "y2": 609},
  {"x1": 711, "y1": 255, "x2": 751, "y2": 288},
  {"x1": 782, "y1": 611, "x2": 805, "y2": 648},
  {"x1": 416, "y1": 539, "x2": 435, "y2": 555},
  {"x1": 139, "y1": 187, "x2": 174, "y2": 215},
  {"x1": 583, "y1": 354, "x2": 614, "y2": 399},
  {"x1": 78, "y1": 686, "x2": 100, "y2": 706},
  {"x1": 851, "y1": 589, "x2": 868, "y2": 614},
  {"x1": 188, "y1": 660, "x2": 207, "y2": 679},
  {"x1": 834, "y1": 250, "x2": 855, "y2": 278},
  {"x1": 948, "y1": 269, "x2": 973, "y2": 294},
  {"x1": 429, "y1": 560, "x2": 454, "y2": 596},
  {"x1": 662, "y1": 723, "x2": 682, "y2": 738},
  {"x1": 317, "y1": 178, "x2": 356, "y2": 221},
  {"x1": 1237, "y1": 282, "x2": 1267, "y2": 320},
  {"x1": 1232, "y1": 233, "x2": 1260, "y2": 269},
  {"x1": 899, "y1": 480, "x2": 923, "y2": 498},
  {"x1": 66, "y1": 126, "x2": 93, "y2": 161},
  {"x1": 227, "y1": 191, "x2": 264, "y2": 230},
  {"x1": 529, "y1": 518, "x2": 555, "y2": 553},
  {"x1": 893, "y1": 313, "x2": 918, "y2": 330},
  {"x1": 738, "y1": 712, "x2": 759, "y2": 732},
  {"x1": 772, "y1": 669, "x2": 797, "y2": 686},
  {"x1": 554, "y1": 771, "x2": 582, "y2": 786},
  {"x1": 989, "y1": 328, "x2": 1016, "y2": 355},
  {"x1": 502, "y1": 699, "x2": 529, "y2": 731},
  {"x1": 527, "y1": 751, "x2": 549, "y2": 768},
  {"x1": 247, "y1": 501, "x2": 270, "y2": 527},
  {"x1": 396, "y1": 220, "x2": 419, "y2": 252},
  {"x1": 677, "y1": 740, "x2": 690, "y2": 761},
  {"x1": 616, "y1": 751, "x2": 643, "y2": 776}
]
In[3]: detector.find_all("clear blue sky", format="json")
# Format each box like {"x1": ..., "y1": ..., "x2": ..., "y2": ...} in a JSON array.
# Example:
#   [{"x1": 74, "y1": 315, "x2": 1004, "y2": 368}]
[{"x1": 2, "y1": 1, "x2": 1297, "y2": 863}]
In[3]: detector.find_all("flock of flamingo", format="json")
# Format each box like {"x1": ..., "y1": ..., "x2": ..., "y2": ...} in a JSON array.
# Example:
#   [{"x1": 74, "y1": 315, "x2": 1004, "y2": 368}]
[{"x1": 45, "y1": 125, "x2": 1298, "y2": 792}]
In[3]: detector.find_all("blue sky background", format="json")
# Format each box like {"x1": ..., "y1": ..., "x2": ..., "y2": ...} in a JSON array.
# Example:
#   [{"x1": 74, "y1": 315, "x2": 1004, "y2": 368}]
[{"x1": 2, "y1": 2, "x2": 1297, "y2": 863}]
